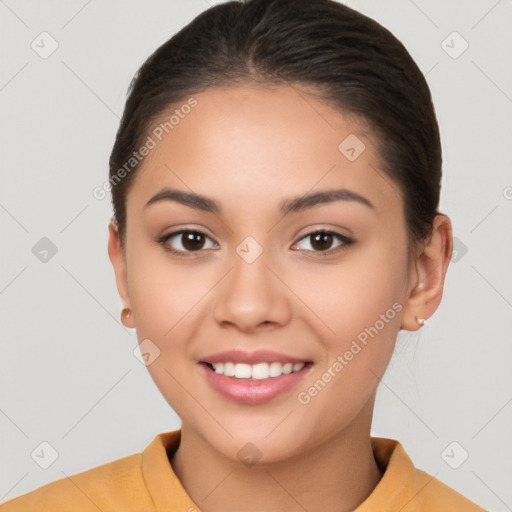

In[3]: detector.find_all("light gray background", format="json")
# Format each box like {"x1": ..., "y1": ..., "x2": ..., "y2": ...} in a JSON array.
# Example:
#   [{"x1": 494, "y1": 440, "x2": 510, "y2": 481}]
[{"x1": 1, "y1": 0, "x2": 511, "y2": 510}]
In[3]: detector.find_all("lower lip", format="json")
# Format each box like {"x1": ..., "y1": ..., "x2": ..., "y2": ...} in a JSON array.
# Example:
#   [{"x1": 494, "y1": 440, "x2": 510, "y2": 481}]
[{"x1": 200, "y1": 363, "x2": 312, "y2": 405}]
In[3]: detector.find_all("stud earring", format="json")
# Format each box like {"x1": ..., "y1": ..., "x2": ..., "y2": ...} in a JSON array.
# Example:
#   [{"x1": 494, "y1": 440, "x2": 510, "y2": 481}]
[
  {"x1": 416, "y1": 316, "x2": 426, "y2": 327},
  {"x1": 121, "y1": 307, "x2": 132, "y2": 323}
]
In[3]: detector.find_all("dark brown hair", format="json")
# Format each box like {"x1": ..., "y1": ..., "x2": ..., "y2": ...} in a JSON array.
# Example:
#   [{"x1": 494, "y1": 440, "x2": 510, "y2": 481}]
[{"x1": 109, "y1": 0, "x2": 442, "y2": 253}]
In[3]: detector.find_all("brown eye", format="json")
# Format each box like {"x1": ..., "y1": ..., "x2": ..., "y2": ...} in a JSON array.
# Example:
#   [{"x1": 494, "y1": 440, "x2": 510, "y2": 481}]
[
  {"x1": 294, "y1": 230, "x2": 353, "y2": 254},
  {"x1": 310, "y1": 232, "x2": 334, "y2": 251},
  {"x1": 158, "y1": 230, "x2": 217, "y2": 255},
  {"x1": 181, "y1": 232, "x2": 206, "y2": 251}
]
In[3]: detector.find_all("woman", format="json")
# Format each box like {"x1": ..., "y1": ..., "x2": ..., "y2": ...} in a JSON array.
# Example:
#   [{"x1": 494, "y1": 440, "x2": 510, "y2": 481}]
[{"x1": 1, "y1": 0, "x2": 487, "y2": 510}]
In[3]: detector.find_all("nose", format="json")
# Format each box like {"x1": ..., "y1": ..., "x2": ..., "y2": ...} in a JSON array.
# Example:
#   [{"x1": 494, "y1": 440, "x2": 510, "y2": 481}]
[{"x1": 213, "y1": 247, "x2": 292, "y2": 333}]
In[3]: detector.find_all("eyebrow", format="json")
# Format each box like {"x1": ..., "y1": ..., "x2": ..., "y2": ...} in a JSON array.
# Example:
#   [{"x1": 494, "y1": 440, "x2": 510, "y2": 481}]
[{"x1": 144, "y1": 187, "x2": 374, "y2": 215}]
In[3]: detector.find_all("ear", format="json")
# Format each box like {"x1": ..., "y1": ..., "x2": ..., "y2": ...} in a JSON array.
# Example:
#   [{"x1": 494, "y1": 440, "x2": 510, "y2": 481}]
[
  {"x1": 107, "y1": 220, "x2": 135, "y2": 328},
  {"x1": 400, "y1": 214, "x2": 453, "y2": 331}
]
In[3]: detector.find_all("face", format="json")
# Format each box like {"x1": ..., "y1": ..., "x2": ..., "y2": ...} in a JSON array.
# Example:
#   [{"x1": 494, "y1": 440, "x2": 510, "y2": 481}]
[{"x1": 110, "y1": 83, "x2": 423, "y2": 463}]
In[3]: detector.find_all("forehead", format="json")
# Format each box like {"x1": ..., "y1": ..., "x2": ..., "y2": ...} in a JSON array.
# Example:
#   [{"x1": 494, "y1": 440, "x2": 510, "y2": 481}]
[{"x1": 127, "y1": 84, "x2": 402, "y2": 218}]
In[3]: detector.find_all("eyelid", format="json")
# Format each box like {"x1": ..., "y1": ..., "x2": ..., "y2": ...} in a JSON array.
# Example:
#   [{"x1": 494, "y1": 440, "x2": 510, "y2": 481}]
[
  {"x1": 157, "y1": 227, "x2": 218, "y2": 257},
  {"x1": 291, "y1": 229, "x2": 354, "y2": 254}
]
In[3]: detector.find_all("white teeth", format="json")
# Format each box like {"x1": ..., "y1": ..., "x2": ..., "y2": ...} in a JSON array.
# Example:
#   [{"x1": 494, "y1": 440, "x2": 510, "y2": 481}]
[
  {"x1": 252, "y1": 363, "x2": 270, "y2": 380},
  {"x1": 282, "y1": 363, "x2": 293, "y2": 374},
  {"x1": 269, "y1": 362, "x2": 283, "y2": 377},
  {"x1": 234, "y1": 363, "x2": 252, "y2": 379},
  {"x1": 209, "y1": 361, "x2": 306, "y2": 379},
  {"x1": 224, "y1": 362, "x2": 235, "y2": 377}
]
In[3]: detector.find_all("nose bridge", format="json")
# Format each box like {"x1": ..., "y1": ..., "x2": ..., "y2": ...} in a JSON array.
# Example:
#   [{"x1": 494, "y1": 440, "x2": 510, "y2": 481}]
[
  {"x1": 213, "y1": 234, "x2": 291, "y2": 330},
  {"x1": 232, "y1": 235, "x2": 272, "y2": 291}
]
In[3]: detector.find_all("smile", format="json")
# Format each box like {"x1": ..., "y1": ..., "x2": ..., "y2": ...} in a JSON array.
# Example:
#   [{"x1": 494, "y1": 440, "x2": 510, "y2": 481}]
[
  {"x1": 199, "y1": 354, "x2": 313, "y2": 404},
  {"x1": 207, "y1": 361, "x2": 306, "y2": 380}
]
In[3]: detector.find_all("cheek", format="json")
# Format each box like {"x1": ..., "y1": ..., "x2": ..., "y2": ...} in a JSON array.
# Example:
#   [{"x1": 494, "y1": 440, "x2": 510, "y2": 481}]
[
  {"x1": 125, "y1": 249, "x2": 214, "y2": 411},
  {"x1": 291, "y1": 236, "x2": 407, "y2": 411},
  {"x1": 126, "y1": 245, "x2": 215, "y2": 341},
  {"x1": 293, "y1": 234, "x2": 408, "y2": 342}
]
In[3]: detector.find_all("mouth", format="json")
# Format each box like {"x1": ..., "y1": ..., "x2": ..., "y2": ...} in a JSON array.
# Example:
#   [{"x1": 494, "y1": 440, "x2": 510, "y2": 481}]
[{"x1": 198, "y1": 351, "x2": 313, "y2": 404}]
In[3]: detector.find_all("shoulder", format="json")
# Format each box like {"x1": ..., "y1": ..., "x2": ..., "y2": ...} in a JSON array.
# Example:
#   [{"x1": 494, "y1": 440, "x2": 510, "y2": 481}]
[
  {"x1": 0, "y1": 452, "x2": 155, "y2": 512},
  {"x1": 411, "y1": 468, "x2": 487, "y2": 511},
  {"x1": 367, "y1": 437, "x2": 487, "y2": 512}
]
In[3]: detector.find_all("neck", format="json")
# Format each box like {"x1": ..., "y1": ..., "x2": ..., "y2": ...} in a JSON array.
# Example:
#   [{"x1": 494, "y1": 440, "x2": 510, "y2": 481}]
[{"x1": 170, "y1": 399, "x2": 383, "y2": 512}]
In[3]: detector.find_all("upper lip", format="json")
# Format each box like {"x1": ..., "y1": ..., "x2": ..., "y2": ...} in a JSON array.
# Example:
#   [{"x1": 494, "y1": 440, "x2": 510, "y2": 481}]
[{"x1": 200, "y1": 350, "x2": 310, "y2": 365}]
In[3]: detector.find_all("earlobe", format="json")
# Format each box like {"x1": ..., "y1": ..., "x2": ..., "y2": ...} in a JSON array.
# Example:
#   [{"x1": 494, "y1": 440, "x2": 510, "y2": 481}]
[
  {"x1": 400, "y1": 214, "x2": 453, "y2": 331},
  {"x1": 107, "y1": 221, "x2": 135, "y2": 328}
]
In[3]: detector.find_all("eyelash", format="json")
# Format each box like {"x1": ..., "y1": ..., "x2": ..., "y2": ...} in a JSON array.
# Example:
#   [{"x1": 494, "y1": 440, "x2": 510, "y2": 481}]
[{"x1": 157, "y1": 229, "x2": 354, "y2": 258}]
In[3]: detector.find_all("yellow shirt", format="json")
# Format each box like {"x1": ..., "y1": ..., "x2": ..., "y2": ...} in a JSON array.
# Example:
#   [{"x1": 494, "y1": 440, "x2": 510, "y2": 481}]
[{"x1": 0, "y1": 430, "x2": 486, "y2": 511}]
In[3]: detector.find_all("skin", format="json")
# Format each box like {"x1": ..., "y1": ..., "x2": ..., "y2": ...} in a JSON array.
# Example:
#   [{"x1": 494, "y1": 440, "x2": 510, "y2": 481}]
[{"x1": 108, "y1": 83, "x2": 453, "y2": 512}]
